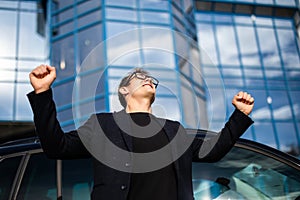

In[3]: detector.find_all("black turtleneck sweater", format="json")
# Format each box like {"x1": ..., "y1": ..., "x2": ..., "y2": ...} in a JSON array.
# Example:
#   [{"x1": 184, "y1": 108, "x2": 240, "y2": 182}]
[{"x1": 127, "y1": 113, "x2": 178, "y2": 200}]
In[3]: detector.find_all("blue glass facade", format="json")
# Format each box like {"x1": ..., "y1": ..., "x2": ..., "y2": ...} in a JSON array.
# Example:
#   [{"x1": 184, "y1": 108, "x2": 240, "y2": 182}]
[
  {"x1": 0, "y1": 0, "x2": 48, "y2": 122},
  {"x1": 0, "y1": 0, "x2": 299, "y2": 156},
  {"x1": 195, "y1": 0, "x2": 300, "y2": 155},
  {"x1": 50, "y1": 0, "x2": 208, "y2": 131}
]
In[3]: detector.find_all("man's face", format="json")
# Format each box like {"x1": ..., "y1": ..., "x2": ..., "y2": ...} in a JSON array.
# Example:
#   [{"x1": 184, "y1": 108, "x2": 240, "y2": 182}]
[{"x1": 123, "y1": 72, "x2": 158, "y2": 102}]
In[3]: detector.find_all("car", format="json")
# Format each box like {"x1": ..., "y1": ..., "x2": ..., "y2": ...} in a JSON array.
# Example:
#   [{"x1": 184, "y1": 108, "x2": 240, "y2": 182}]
[{"x1": 1, "y1": 129, "x2": 300, "y2": 200}]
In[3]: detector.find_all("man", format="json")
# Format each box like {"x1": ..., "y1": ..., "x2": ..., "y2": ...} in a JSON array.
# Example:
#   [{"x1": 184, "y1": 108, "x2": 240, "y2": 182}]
[{"x1": 28, "y1": 64, "x2": 254, "y2": 200}]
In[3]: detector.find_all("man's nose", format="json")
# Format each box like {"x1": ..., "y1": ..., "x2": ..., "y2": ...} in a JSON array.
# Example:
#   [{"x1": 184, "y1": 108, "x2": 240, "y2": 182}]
[{"x1": 144, "y1": 77, "x2": 153, "y2": 84}]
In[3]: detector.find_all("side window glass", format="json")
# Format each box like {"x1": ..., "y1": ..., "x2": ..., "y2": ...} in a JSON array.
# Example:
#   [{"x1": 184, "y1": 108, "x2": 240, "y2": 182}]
[
  {"x1": 17, "y1": 153, "x2": 56, "y2": 200},
  {"x1": 192, "y1": 147, "x2": 300, "y2": 200},
  {"x1": 62, "y1": 158, "x2": 93, "y2": 200},
  {"x1": 0, "y1": 156, "x2": 22, "y2": 200}
]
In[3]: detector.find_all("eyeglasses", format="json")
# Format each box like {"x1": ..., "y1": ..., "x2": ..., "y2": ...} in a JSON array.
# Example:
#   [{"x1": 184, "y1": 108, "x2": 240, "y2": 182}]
[{"x1": 125, "y1": 72, "x2": 159, "y2": 88}]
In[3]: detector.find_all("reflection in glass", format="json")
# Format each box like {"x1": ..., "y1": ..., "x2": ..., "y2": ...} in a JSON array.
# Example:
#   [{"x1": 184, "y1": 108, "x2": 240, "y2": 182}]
[
  {"x1": 276, "y1": 122, "x2": 298, "y2": 155},
  {"x1": 16, "y1": 84, "x2": 33, "y2": 121},
  {"x1": 277, "y1": 29, "x2": 300, "y2": 69},
  {"x1": 78, "y1": 25, "x2": 103, "y2": 64},
  {"x1": 106, "y1": 8, "x2": 137, "y2": 22},
  {"x1": 236, "y1": 26, "x2": 260, "y2": 66},
  {"x1": 0, "y1": 10, "x2": 17, "y2": 57},
  {"x1": 0, "y1": 83, "x2": 14, "y2": 120},
  {"x1": 216, "y1": 25, "x2": 239, "y2": 65},
  {"x1": 140, "y1": 11, "x2": 169, "y2": 24},
  {"x1": 196, "y1": 24, "x2": 218, "y2": 65},
  {"x1": 257, "y1": 28, "x2": 280, "y2": 67},
  {"x1": 52, "y1": 36, "x2": 75, "y2": 81},
  {"x1": 193, "y1": 145, "x2": 300, "y2": 199}
]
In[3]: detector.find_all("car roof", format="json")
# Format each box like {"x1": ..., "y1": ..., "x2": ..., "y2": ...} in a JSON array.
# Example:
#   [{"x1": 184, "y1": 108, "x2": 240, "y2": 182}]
[{"x1": 1, "y1": 128, "x2": 300, "y2": 170}]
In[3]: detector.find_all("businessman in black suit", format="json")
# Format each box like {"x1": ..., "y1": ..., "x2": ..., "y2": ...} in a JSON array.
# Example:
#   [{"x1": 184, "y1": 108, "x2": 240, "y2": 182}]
[{"x1": 28, "y1": 65, "x2": 254, "y2": 200}]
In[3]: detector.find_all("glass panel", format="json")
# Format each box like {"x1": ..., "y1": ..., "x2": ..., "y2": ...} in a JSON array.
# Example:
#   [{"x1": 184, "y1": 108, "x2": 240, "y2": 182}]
[
  {"x1": 195, "y1": 13, "x2": 212, "y2": 22},
  {"x1": 193, "y1": 146, "x2": 300, "y2": 199},
  {"x1": 250, "y1": 90, "x2": 271, "y2": 120},
  {"x1": 234, "y1": 15, "x2": 253, "y2": 25},
  {"x1": 257, "y1": 27, "x2": 280, "y2": 68},
  {"x1": 197, "y1": 24, "x2": 218, "y2": 65},
  {"x1": 216, "y1": 25, "x2": 239, "y2": 65},
  {"x1": 0, "y1": 69, "x2": 15, "y2": 82},
  {"x1": 106, "y1": 22, "x2": 139, "y2": 66},
  {"x1": 139, "y1": 0, "x2": 169, "y2": 10},
  {"x1": 16, "y1": 83, "x2": 33, "y2": 121},
  {"x1": 152, "y1": 97, "x2": 180, "y2": 121},
  {"x1": 54, "y1": 21, "x2": 74, "y2": 36},
  {"x1": 275, "y1": 0, "x2": 296, "y2": 6},
  {"x1": 0, "y1": 0, "x2": 18, "y2": 8},
  {"x1": 181, "y1": 80, "x2": 198, "y2": 128},
  {"x1": 275, "y1": 18, "x2": 293, "y2": 28},
  {"x1": 236, "y1": 26, "x2": 260, "y2": 66},
  {"x1": 77, "y1": 0, "x2": 101, "y2": 15},
  {"x1": 18, "y1": 60, "x2": 47, "y2": 71},
  {"x1": 56, "y1": 0, "x2": 73, "y2": 10},
  {"x1": 214, "y1": 14, "x2": 233, "y2": 23},
  {"x1": 269, "y1": 90, "x2": 292, "y2": 120},
  {"x1": 276, "y1": 122, "x2": 298, "y2": 155},
  {"x1": 143, "y1": 49, "x2": 175, "y2": 69},
  {"x1": 61, "y1": 159, "x2": 93, "y2": 200},
  {"x1": 19, "y1": 11, "x2": 47, "y2": 59},
  {"x1": 54, "y1": 8, "x2": 74, "y2": 24},
  {"x1": 53, "y1": 81, "x2": 74, "y2": 107},
  {"x1": 77, "y1": 11, "x2": 102, "y2": 29},
  {"x1": 254, "y1": 122, "x2": 276, "y2": 148},
  {"x1": 78, "y1": 24, "x2": 103, "y2": 64},
  {"x1": 0, "y1": 10, "x2": 17, "y2": 57},
  {"x1": 17, "y1": 153, "x2": 56, "y2": 200},
  {"x1": 106, "y1": 22, "x2": 137, "y2": 38},
  {"x1": 277, "y1": 29, "x2": 300, "y2": 69},
  {"x1": 0, "y1": 156, "x2": 22, "y2": 200},
  {"x1": 290, "y1": 91, "x2": 300, "y2": 120},
  {"x1": 140, "y1": 11, "x2": 169, "y2": 24},
  {"x1": 106, "y1": 0, "x2": 136, "y2": 8},
  {"x1": 255, "y1": 16, "x2": 273, "y2": 26},
  {"x1": 52, "y1": 36, "x2": 75, "y2": 81},
  {"x1": 106, "y1": 8, "x2": 137, "y2": 21},
  {"x1": 0, "y1": 83, "x2": 14, "y2": 120}
]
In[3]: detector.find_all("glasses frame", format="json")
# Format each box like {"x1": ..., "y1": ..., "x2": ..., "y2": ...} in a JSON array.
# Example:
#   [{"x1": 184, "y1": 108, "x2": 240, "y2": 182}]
[{"x1": 125, "y1": 72, "x2": 159, "y2": 88}]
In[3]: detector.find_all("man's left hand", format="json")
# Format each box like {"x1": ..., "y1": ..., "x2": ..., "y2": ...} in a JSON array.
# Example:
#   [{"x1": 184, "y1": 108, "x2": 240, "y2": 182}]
[{"x1": 232, "y1": 91, "x2": 254, "y2": 116}]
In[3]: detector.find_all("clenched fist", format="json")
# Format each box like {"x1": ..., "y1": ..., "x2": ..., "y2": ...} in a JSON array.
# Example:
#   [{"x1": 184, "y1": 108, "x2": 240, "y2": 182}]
[
  {"x1": 29, "y1": 64, "x2": 56, "y2": 94},
  {"x1": 232, "y1": 91, "x2": 254, "y2": 115}
]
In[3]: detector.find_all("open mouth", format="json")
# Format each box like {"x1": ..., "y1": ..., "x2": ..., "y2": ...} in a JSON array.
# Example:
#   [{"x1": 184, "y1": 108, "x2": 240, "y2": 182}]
[{"x1": 143, "y1": 84, "x2": 153, "y2": 88}]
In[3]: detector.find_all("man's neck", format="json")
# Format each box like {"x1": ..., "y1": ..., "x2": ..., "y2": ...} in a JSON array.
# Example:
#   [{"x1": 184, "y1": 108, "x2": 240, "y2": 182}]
[{"x1": 125, "y1": 98, "x2": 152, "y2": 113}]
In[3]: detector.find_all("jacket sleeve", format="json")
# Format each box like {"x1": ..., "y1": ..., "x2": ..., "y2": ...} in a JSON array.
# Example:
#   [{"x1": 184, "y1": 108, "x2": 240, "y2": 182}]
[
  {"x1": 192, "y1": 109, "x2": 254, "y2": 162},
  {"x1": 27, "y1": 89, "x2": 91, "y2": 159}
]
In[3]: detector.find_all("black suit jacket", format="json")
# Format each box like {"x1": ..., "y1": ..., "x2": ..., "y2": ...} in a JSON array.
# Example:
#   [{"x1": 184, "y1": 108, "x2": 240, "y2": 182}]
[{"x1": 27, "y1": 89, "x2": 253, "y2": 200}]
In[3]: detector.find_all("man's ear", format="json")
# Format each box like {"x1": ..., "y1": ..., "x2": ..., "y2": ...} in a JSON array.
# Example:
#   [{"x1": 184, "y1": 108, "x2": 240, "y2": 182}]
[{"x1": 119, "y1": 86, "x2": 129, "y2": 96}]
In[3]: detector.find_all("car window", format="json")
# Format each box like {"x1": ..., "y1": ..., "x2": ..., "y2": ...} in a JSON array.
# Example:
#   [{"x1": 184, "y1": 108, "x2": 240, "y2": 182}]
[
  {"x1": 61, "y1": 158, "x2": 93, "y2": 200},
  {"x1": 17, "y1": 153, "x2": 56, "y2": 200},
  {"x1": 192, "y1": 146, "x2": 300, "y2": 200},
  {"x1": 0, "y1": 156, "x2": 22, "y2": 200}
]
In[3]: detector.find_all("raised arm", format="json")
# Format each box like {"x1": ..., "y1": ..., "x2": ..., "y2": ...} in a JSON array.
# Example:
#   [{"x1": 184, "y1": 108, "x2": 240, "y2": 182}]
[
  {"x1": 192, "y1": 91, "x2": 254, "y2": 162},
  {"x1": 28, "y1": 65, "x2": 90, "y2": 159}
]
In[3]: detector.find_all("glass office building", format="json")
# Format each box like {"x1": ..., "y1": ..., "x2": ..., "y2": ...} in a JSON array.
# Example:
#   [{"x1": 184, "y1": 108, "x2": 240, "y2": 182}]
[{"x1": 0, "y1": 0, "x2": 299, "y2": 156}]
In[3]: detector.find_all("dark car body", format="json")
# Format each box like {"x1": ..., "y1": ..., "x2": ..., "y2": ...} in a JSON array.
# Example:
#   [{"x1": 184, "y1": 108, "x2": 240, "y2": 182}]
[{"x1": 1, "y1": 129, "x2": 300, "y2": 200}]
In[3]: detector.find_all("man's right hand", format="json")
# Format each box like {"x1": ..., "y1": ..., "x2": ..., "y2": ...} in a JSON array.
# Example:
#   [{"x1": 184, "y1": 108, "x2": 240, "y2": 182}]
[{"x1": 29, "y1": 64, "x2": 56, "y2": 94}]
